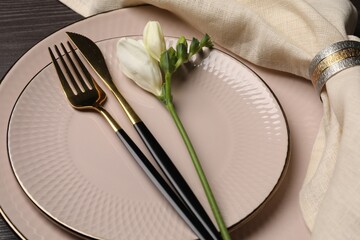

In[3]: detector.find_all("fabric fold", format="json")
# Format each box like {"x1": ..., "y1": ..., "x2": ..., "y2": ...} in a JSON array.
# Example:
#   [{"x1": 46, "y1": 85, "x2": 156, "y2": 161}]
[{"x1": 60, "y1": 0, "x2": 353, "y2": 78}]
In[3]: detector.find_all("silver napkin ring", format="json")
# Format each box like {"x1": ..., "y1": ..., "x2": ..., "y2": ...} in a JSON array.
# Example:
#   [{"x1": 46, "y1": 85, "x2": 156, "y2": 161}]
[{"x1": 309, "y1": 40, "x2": 360, "y2": 95}]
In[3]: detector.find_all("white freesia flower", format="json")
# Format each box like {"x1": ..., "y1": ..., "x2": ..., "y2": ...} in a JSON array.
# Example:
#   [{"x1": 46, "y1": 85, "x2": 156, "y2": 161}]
[
  {"x1": 116, "y1": 38, "x2": 163, "y2": 97},
  {"x1": 143, "y1": 21, "x2": 166, "y2": 62}
]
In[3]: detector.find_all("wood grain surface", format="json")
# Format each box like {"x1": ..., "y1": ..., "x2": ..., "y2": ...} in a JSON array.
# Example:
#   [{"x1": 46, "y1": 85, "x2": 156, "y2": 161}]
[
  {"x1": 0, "y1": 1, "x2": 81, "y2": 239},
  {"x1": 0, "y1": 1, "x2": 359, "y2": 239}
]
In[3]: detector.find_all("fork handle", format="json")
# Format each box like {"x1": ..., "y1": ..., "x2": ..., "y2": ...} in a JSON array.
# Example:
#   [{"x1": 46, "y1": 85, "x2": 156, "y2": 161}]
[
  {"x1": 133, "y1": 121, "x2": 221, "y2": 240},
  {"x1": 115, "y1": 129, "x2": 214, "y2": 240}
]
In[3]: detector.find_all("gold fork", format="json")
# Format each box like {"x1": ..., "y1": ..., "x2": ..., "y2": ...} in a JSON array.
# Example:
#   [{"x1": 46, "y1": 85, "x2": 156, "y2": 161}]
[{"x1": 48, "y1": 42, "x2": 213, "y2": 240}]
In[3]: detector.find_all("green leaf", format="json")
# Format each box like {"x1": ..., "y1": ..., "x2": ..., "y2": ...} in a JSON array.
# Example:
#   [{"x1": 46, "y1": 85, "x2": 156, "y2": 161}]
[
  {"x1": 189, "y1": 37, "x2": 200, "y2": 56},
  {"x1": 167, "y1": 46, "x2": 176, "y2": 59},
  {"x1": 176, "y1": 43, "x2": 188, "y2": 61},
  {"x1": 160, "y1": 47, "x2": 177, "y2": 74},
  {"x1": 177, "y1": 36, "x2": 188, "y2": 48},
  {"x1": 168, "y1": 47, "x2": 178, "y2": 67},
  {"x1": 200, "y1": 33, "x2": 213, "y2": 48}
]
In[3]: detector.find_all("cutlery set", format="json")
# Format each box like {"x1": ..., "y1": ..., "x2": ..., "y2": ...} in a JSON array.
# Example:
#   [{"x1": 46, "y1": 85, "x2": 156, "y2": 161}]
[{"x1": 48, "y1": 32, "x2": 221, "y2": 240}]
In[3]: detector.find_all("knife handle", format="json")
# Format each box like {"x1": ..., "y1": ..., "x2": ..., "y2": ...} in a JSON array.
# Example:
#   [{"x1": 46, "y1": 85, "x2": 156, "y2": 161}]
[
  {"x1": 133, "y1": 121, "x2": 221, "y2": 240},
  {"x1": 115, "y1": 128, "x2": 214, "y2": 240}
]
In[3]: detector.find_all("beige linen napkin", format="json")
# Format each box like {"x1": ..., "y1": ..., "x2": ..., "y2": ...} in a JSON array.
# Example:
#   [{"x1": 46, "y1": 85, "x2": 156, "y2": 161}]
[{"x1": 59, "y1": 0, "x2": 359, "y2": 238}]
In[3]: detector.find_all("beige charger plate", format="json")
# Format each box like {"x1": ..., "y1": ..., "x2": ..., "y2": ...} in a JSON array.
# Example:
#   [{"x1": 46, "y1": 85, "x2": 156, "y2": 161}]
[{"x1": 0, "y1": 5, "x2": 320, "y2": 240}]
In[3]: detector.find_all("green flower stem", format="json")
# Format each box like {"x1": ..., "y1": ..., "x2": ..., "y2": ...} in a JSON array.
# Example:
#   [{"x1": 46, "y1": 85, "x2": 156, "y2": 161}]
[
  {"x1": 163, "y1": 73, "x2": 231, "y2": 240},
  {"x1": 164, "y1": 72, "x2": 172, "y2": 104}
]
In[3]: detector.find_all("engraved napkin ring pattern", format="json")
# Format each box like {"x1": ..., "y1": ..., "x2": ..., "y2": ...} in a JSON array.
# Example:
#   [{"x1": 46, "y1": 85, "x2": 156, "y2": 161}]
[{"x1": 309, "y1": 40, "x2": 360, "y2": 95}]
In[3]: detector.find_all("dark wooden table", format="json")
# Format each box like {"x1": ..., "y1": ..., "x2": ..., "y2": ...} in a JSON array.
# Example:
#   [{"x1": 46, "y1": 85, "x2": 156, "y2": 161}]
[
  {"x1": 0, "y1": 1, "x2": 359, "y2": 239},
  {"x1": 0, "y1": 1, "x2": 82, "y2": 239}
]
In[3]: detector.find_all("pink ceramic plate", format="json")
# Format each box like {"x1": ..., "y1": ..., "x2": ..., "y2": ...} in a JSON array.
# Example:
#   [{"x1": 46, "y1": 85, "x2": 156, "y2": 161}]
[
  {"x1": 1, "y1": 5, "x2": 320, "y2": 240},
  {"x1": 7, "y1": 35, "x2": 288, "y2": 239}
]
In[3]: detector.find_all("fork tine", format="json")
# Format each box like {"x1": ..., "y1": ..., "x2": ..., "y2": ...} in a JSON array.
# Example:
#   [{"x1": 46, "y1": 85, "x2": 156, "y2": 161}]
[
  {"x1": 49, "y1": 47, "x2": 74, "y2": 96},
  {"x1": 61, "y1": 42, "x2": 91, "y2": 91},
  {"x1": 67, "y1": 41, "x2": 95, "y2": 90},
  {"x1": 54, "y1": 44, "x2": 82, "y2": 94}
]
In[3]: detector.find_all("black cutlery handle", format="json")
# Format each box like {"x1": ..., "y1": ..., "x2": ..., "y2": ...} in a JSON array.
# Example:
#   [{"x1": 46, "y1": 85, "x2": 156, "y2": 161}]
[
  {"x1": 134, "y1": 121, "x2": 221, "y2": 240},
  {"x1": 115, "y1": 129, "x2": 214, "y2": 240}
]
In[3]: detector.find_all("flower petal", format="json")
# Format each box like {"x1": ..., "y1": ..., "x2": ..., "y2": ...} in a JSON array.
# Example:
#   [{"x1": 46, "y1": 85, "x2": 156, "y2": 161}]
[
  {"x1": 117, "y1": 38, "x2": 163, "y2": 96},
  {"x1": 143, "y1": 21, "x2": 166, "y2": 62}
]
